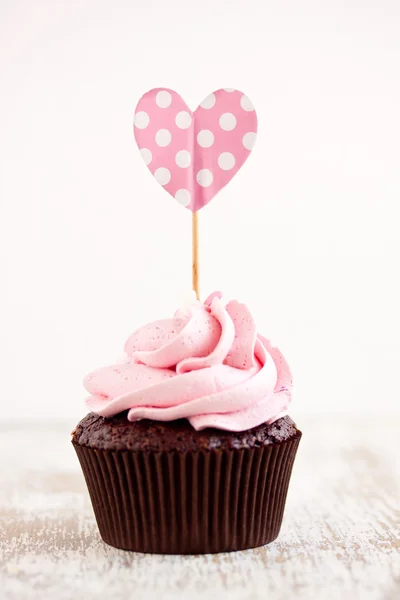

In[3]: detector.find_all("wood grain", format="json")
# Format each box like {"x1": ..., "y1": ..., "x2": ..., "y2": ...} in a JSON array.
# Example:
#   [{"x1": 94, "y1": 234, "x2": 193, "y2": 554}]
[
  {"x1": 192, "y1": 210, "x2": 199, "y2": 300},
  {"x1": 0, "y1": 416, "x2": 399, "y2": 600}
]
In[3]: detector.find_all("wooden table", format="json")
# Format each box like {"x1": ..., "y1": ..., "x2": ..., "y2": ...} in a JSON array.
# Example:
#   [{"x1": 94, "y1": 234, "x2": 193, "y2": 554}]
[{"x1": 1, "y1": 416, "x2": 399, "y2": 600}]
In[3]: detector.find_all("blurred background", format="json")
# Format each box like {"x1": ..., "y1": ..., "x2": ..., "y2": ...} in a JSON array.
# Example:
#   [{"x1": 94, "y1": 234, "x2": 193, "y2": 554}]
[{"x1": 1, "y1": 0, "x2": 399, "y2": 423}]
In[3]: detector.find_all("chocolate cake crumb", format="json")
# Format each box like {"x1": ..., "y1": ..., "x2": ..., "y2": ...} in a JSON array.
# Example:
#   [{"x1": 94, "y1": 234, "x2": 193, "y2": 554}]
[{"x1": 72, "y1": 412, "x2": 300, "y2": 452}]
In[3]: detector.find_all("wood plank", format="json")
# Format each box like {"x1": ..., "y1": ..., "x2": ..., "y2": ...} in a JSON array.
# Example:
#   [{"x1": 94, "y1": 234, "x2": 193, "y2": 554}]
[{"x1": 0, "y1": 416, "x2": 399, "y2": 599}]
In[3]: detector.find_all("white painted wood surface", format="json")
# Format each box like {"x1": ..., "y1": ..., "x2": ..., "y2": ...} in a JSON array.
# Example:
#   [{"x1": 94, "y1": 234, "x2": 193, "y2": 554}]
[{"x1": 1, "y1": 416, "x2": 399, "y2": 600}]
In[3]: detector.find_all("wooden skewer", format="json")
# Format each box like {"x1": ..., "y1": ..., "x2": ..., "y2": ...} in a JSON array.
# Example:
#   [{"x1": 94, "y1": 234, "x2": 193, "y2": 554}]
[{"x1": 192, "y1": 211, "x2": 199, "y2": 300}]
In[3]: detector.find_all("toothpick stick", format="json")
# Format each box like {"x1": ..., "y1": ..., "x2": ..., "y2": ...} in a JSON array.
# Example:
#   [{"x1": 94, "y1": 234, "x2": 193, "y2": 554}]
[{"x1": 192, "y1": 211, "x2": 199, "y2": 300}]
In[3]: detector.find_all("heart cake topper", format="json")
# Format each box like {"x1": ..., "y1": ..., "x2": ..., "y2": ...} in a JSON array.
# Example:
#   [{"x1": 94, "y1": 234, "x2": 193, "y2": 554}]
[{"x1": 134, "y1": 88, "x2": 258, "y2": 212}]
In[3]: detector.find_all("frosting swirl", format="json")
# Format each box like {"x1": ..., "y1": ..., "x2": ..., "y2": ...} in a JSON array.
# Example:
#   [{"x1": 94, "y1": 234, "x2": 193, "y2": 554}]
[{"x1": 84, "y1": 292, "x2": 292, "y2": 432}]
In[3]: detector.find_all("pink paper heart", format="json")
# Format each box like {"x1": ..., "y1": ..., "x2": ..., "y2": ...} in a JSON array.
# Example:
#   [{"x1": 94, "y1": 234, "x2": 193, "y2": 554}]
[{"x1": 133, "y1": 88, "x2": 257, "y2": 212}]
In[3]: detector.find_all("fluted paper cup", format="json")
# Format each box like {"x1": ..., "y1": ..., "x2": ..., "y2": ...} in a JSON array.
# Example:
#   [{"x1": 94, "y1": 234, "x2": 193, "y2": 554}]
[{"x1": 73, "y1": 431, "x2": 301, "y2": 554}]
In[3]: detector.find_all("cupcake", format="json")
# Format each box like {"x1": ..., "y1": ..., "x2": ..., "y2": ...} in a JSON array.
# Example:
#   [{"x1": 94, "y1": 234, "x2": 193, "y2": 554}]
[{"x1": 72, "y1": 291, "x2": 302, "y2": 553}]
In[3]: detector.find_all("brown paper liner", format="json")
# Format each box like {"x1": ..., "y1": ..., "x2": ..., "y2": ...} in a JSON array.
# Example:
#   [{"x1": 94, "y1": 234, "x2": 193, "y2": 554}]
[{"x1": 73, "y1": 432, "x2": 301, "y2": 554}]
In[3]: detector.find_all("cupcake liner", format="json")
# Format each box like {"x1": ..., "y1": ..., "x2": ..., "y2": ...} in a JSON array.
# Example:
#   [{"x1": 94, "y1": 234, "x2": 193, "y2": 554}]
[{"x1": 73, "y1": 431, "x2": 301, "y2": 554}]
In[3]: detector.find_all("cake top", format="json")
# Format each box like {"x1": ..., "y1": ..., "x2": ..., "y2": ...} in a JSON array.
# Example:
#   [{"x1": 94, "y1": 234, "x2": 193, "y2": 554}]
[
  {"x1": 73, "y1": 413, "x2": 299, "y2": 452},
  {"x1": 82, "y1": 90, "x2": 293, "y2": 432},
  {"x1": 83, "y1": 292, "x2": 292, "y2": 433}
]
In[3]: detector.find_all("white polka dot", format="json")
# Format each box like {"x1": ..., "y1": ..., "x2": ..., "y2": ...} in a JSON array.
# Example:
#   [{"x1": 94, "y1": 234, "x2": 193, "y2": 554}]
[
  {"x1": 219, "y1": 112, "x2": 237, "y2": 131},
  {"x1": 155, "y1": 129, "x2": 171, "y2": 147},
  {"x1": 175, "y1": 189, "x2": 191, "y2": 206},
  {"x1": 240, "y1": 94, "x2": 255, "y2": 111},
  {"x1": 197, "y1": 130, "x2": 214, "y2": 148},
  {"x1": 134, "y1": 111, "x2": 149, "y2": 129},
  {"x1": 140, "y1": 148, "x2": 152, "y2": 165},
  {"x1": 242, "y1": 132, "x2": 257, "y2": 150},
  {"x1": 224, "y1": 88, "x2": 235, "y2": 92},
  {"x1": 154, "y1": 167, "x2": 171, "y2": 186},
  {"x1": 175, "y1": 150, "x2": 191, "y2": 168},
  {"x1": 156, "y1": 90, "x2": 172, "y2": 108},
  {"x1": 218, "y1": 152, "x2": 236, "y2": 171},
  {"x1": 175, "y1": 111, "x2": 192, "y2": 129},
  {"x1": 196, "y1": 169, "x2": 213, "y2": 187},
  {"x1": 200, "y1": 93, "x2": 216, "y2": 109}
]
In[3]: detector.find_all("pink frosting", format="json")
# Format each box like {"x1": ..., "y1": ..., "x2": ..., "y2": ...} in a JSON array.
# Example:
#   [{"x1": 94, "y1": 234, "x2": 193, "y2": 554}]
[{"x1": 84, "y1": 293, "x2": 292, "y2": 432}]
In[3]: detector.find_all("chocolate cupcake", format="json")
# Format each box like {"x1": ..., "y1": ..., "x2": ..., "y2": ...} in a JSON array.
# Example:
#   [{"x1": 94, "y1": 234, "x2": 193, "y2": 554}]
[{"x1": 72, "y1": 292, "x2": 302, "y2": 553}]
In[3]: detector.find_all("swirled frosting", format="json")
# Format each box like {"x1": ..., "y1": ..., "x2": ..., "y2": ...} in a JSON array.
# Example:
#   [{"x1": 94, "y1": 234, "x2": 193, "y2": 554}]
[{"x1": 84, "y1": 292, "x2": 292, "y2": 432}]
